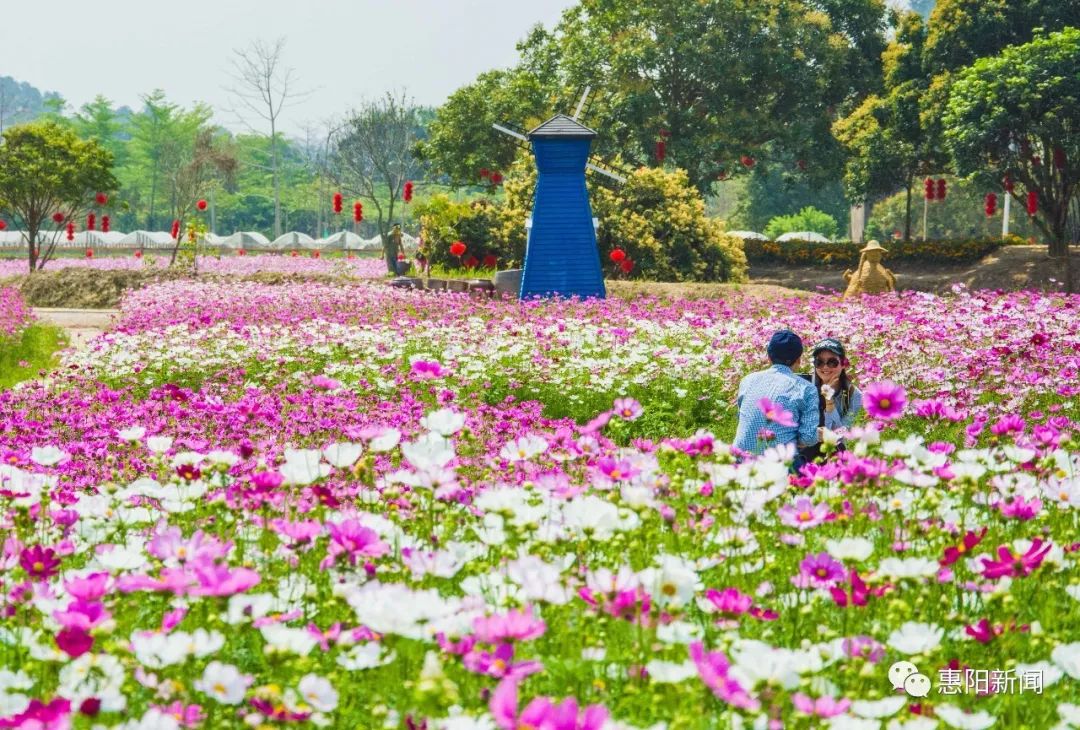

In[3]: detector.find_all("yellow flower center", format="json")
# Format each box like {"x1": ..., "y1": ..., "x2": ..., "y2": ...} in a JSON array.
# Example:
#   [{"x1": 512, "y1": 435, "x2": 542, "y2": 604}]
[
  {"x1": 798, "y1": 511, "x2": 813, "y2": 522},
  {"x1": 32, "y1": 561, "x2": 44, "y2": 572},
  {"x1": 879, "y1": 398, "x2": 891, "y2": 409}
]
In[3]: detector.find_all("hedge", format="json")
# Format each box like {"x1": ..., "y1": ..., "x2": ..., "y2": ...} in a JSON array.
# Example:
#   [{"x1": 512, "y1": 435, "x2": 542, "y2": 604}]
[{"x1": 742, "y1": 235, "x2": 1026, "y2": 266}]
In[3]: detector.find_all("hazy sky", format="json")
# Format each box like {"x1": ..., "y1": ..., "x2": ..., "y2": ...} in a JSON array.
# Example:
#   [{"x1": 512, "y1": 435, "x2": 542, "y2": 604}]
[{"x1": 2, "y1": 0, "x2": 576, "y2": 134}]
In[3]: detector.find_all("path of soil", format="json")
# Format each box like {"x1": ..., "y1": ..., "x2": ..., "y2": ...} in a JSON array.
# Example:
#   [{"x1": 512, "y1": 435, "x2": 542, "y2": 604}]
[{"x1": 32, "y1": 308, "x2": 118, "y2": 351}]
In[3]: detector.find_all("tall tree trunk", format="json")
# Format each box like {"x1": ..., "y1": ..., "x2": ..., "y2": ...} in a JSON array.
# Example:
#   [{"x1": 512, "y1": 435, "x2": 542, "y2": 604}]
[
  {"x1": 27, "y1": 229, "x2": 37, "y2": 273},
  {"x1": 148, "y1": 169, "x2": 158, "y2": 230},
  {"x1": 903, "y1": 177, "x2": 913, "y2": 242}
]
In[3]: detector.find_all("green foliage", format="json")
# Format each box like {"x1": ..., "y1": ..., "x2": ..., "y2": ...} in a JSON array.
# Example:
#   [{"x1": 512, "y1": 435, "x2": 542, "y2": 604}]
[
  {"x1": 943, "y1": 28, "x2": 1080, "y2": 254},
  {"x1": 743, "y1": 235, "x2": 1010, "y2": 265},
  {"x1": 763, "y1": 206, "x2": 841, "y2": 240},
  {"x1": 0, "y1": 323, "x2": 66, "y2": 389},
  {"x1": 0, "y1": 120, "x2": 117, "y2": 271},
  {"x1": 726, "y1": 159, "x2": 850, "y2": 233},
  {"x1": 413, "y1": 195, "x2": 507, "y2": 270}
]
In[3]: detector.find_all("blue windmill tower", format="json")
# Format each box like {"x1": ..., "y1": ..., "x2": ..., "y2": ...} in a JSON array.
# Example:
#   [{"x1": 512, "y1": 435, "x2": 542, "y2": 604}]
[{"x1": 493, "y1": 89, "x2": 626, "y2": 299}]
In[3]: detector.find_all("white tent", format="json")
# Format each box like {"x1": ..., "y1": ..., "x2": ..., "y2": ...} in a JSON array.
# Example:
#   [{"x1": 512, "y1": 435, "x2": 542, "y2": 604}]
[
  {"x1": 776, "y1": 231, "x2": 831, "y2": 243},
  {"x1": 204, "y1": 233, "x2": 227, "y2": 246},
  {"x1": 318, "y1": 231, "x2": 365, "y2": 251},
  {"x1": 727, "y1": 230, "x2": 768, "y2": 240},
  {"x1": 0, "y1": 231, "x2": 28, "y2": 247},
  {"x1": 101, "y1": 231, "x2": 127, "y2": 246},
  {"x1": 271, "y1": 231, "x2": 316, "y2": 249},
  {"x1": 118, "y1": 230, "x2": 174, "y2": 248},
  {"x1": 73, "y1": 231, "x2": 111, "y2": 247},
  {"x1": 219, "y1": 231, "x2": 270, "y2": 250}
]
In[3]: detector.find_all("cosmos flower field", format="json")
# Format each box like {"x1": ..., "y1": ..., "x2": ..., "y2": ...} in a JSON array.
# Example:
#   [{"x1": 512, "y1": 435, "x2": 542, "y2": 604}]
[{"x1": 1, "y1": 280, "x2": 1078, "y2": 729}]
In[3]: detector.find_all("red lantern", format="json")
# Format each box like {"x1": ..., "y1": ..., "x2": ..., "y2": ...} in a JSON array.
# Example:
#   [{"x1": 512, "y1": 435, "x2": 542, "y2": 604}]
[
  {"x1": 1054, "y1": 147, "x2": 1066, "y2": 170},
  {"x1": 936, "y1": 178, "x2": 946, "y2": 200},
  {"x1": 0, "y1": 220, "x2": 6, "y2": 231},
  {"x1": 196, "y1": 199, "x2": 208, "y2": 211},
  {"x1": 619, "y1": 259, "x2": 634, "y2": 274},
  {"x1": 403, "y1": 181, "x2": 413, "y2": 203},
  {"x1": 450, "y1": 241, "x2": 466, "y2": 257},
  {"x1": 479, "y1": 168, "x2": 490, "y2": 179},
  {"x1": 740, "y1": 155, "x2": 755, "y2": 168},
  {"x1": 134, "y1": 250, "x2": 143, "y2": 259},
  {"x1": 312, "y1": 250, "x2": 321, "y2": 259},
  {"x1": 101, "y1": 215, "x2": 110, "y2": 233},
  {"x1": 490, "y1": 172, "x2": 503, "y2": 185},
  {"x1": 66, "y1": 222, "x2": 75, "y2": 241},
  {"x1": 1027, "y1": 190, "x2": 1038, "y2": 217},
  {"x1": 984, "y1": 193, "x2": 997, "y2": 217},
  {"x1": 353, "y1": 201, "x2": 363, "y2": 223},
  {"x1": 482, "y1": 254, "x2": 498, "y2": 268},
  {"x1": 85, "y1": 248, "x2": 94, "y2": 258},
  {"x1": 1003, "y1": 174, "x2": 1015, "y2": 194},
  {"x1": 291, "y1": 250, "x2": 298, "y2": 257},
  {"x1": 53, "y1": 212, "x2": 65, "y2": 224},
  {"x1": 238, "y1": 249, "x2": 247, "y2": 256},
  {"x1": 463, "y1": 255, "x2": 479, "y2": 269},
  {"x1": 86, "y1": 213, "x2": 96, "y2": 231},
  {"x1": 924, "y1": 178, "x2": 935, "y2": 200},
  {"x1": 655, "y1": 140, "x2": 666, "y2": 163},
  {"x1": 95, "y1": 192, "x2": 108, "y2": 206},
  {"x1": 610, "y1": 248, "x2": 627, "y2": 263},
  {"x1": 332, "y1": 192, "x2": 343, "y2": 215},
  {"x1": 170, "y1": 220, "x2": 181, "y2": 240}
]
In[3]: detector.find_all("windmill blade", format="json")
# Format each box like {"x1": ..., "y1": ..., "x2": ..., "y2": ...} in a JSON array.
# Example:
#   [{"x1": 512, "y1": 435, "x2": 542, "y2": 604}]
[
  {"x1": 586, "y1": 162, "x2": 626, "y2": 184},
  {"x1": 572, "y1": 86, "x2": 592, "y2": 120},
  {"x1": 588, "y1": 154, "x2": 632, "y2": 180},
  {"x1": 492, "y1": 122, "x2": 528, "y2": 142}
]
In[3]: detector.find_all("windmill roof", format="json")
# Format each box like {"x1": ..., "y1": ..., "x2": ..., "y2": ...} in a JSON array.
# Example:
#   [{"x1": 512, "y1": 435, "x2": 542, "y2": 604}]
[{"x1": 528, "y1": 114, "x2": 597, "y2": 139}]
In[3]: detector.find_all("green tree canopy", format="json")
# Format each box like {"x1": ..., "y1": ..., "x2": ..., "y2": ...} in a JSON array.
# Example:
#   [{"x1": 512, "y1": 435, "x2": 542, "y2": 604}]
[{"x1": 0, "y1": 120, "x2": 117, "y2": 271}]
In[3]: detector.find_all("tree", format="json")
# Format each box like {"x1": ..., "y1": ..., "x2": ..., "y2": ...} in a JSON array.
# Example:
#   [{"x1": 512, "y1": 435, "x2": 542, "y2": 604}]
[
  {"x1": 0, "y1": 121, "x2": 116, "y2": 271},
  {"x1": 72, "y1": 96, "x2": 129, "y2": 169},
  {"x1": 227, "y1": 37, "x2": 310, "y2": 238},
  {"x1": 764, "y1": 206, "x2": 841, "y2": 240},
  {"x1": 943, "y1": 28, "x2": 1080, "y2": 290},
  {"x1": 332, "y1": 92, "x2": 424, "y2": 273},
  {"x1": 165, "y1": 128, "x2": 239, "y2": 266}
]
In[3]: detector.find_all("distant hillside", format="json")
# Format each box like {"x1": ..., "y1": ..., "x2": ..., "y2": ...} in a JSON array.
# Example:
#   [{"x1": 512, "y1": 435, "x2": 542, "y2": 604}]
[{"x1": 0, "y1": 76, "x2": 61, "y2": 131}]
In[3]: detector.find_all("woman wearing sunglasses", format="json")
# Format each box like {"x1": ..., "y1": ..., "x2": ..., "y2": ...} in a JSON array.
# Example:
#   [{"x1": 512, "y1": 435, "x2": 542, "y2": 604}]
[{"x1": 798, "y1": 338, "x2": 863, "y2": 461}]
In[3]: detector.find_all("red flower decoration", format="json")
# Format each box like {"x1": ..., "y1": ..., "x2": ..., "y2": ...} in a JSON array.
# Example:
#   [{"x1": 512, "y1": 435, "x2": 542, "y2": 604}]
[
  {"x1": 610, "y1": 248, "x2": 627, "y2": 263},
  {"x1": 936, "y1": 178, "x2": 946, "y2": 200},
  {"x1": 479, "y1": 167, "x2": 490, "y2": 179},
  {"x1": 984, "y1": 192, "x2": 997, "y2": 217},
  {"x1": 85, "y1": 249, "x2": 94, "y2": 258},
  {"x1": 450, "y1": 241, "x2": 466, "y2": 257},
  {"x1": 312, "y1": 250, "x2": 321, "y2": 259},
  {"x1": 0, "y1": 220, "x2": 6, "y2": 231},
  {"x1": 291, "y1": 250, "x2": 298, "y2": 257},
  {"x1": 353, "y1": 201, "x2": 363, "y2": 223},
  {"x1": 490, "y1": 172, "x2": 504, "y2": 185},
  {"x1": 655, "y1": 140, "x2": 666, "y2": 163},
  {"x1": 463, "y1": 255, "x2": 479, "y2": 269},
  {"x1": 924, "y1": 177, "x2": 936, "y2": 200},
  {"x1": 134, "y1": 250, "x2": 143, "y2": 259},
  {"x1": 86, "y1": 213, "x2": 95, "y2": 231},
  {"x1": 52, "y1": 212, "x2": 65, "y2": 224},
  {"x1": 482, "y1": 254, "x2": 498, "y2": 268},
  {"x1": 170, "y1": 220, "x2": 181, "y2": 240},
  {"x1": 239, "y1": 249, "x2": 247, "y2": 256},
  {"x1": 332, "y1": 192, "x2": 343, "y2": 214},
  {"x1": 101, "y1": 215, "x2": 110, "y2": 233},
  {"x1": 740, "y1": 155, "x2": 755, "y2": 168},
  {"x1": 196, "y1": 199, "x2": 208, "y2": 211},
  {"x1": 403, "y1": 181, "x2": 414, "y2": 203},
  {"x1": 1027, "y1": 190, "x2": 1038, "y2": 217},
  {"x1": 619, "y1": 259, "x2": 634, "y2": 274},
  {"x1": 66, "y1": 222, "x2": 75, "y2": 241},
  {"x1": 95, "y1": 192, "x2": 108, "y2": 206}
]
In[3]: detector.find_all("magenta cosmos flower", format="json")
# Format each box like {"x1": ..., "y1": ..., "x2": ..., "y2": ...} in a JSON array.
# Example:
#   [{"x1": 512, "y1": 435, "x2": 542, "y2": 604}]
[
  {"x1": 863, "y1": 380, "x2": 907, "y2": 420},
  {"x1": 20, "y1": 545, "x2": 61, "y2": 581},
  {"x1": 688, "y1": 642, "x2": 760, "y2": 711},
  {"x1": 980, "y1": 539, "x2": 1052, "y2": 579},
  {"x1": 795, "y1": 552, "x2": 846, "y2": 589},
  {"x1": 757, "y1": 397, "x2": 796, "y2": 427},
  {"x1": 792, "y1": 693, "x2": 851, "y2": 718}
]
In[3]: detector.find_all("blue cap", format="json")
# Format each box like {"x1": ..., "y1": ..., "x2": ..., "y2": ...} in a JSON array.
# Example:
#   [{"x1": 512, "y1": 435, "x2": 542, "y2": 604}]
[{"x1": 767, "y1": 329, "x2": 804, "y2": 363}]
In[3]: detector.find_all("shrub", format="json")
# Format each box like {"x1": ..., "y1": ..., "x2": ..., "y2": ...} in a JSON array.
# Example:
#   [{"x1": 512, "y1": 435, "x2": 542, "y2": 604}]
[
  {"x1": 763, "y1": 206, "x2": 840, "y2": 240},
  {"x1": 414, "y1": 195, "x2": 512, "y2": 271},
  {"x1": 743, "y1": 236, "x2": 1021, "y2": 266}
]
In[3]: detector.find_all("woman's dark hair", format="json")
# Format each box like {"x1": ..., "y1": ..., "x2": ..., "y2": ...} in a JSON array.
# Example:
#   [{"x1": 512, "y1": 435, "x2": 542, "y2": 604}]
[{"x1": 816, "y1": 369, "x2": 853, "y2": 416}]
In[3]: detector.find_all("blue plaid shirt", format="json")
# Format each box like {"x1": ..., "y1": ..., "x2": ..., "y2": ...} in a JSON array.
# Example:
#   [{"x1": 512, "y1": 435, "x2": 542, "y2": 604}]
[{"x1": 733, "y1": 364, "x2": 820, "y2": 455}]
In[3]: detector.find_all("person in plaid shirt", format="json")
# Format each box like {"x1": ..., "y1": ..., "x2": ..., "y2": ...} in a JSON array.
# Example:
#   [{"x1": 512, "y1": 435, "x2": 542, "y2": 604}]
[{"x1": 733, "y1": 330, "x2": 821, "y2": 466}]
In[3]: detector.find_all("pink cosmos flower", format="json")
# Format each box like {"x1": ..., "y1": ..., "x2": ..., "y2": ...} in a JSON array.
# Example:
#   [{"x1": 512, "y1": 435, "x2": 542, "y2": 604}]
[
  {"x1": 792, "y1": 693, "x2": 851, "y2": 718},
  {"x1": 612, "y1": 397, "x2": 643, "y2": 420},
  {"x1": 829, "y1": 569, "x2": 869, "y2": 608},
  {"x1": 55, "y1": 627, "x2": 94, "y2": 658},
  {"x1": 19, "y1": 545, "x2": 60, "y2": 581},
  {"x1": 863, "y1": 380, "x2": 907, "y2": 420},
  {"x1": 490, "y1": 678, "x2": 608, "y2": 730},
  {"x1": 473, "y1": 607, "x2": 547, "y2": 643},
  {"x1": 688, "y1": 642, "x2": 760, "y2": 711},
  {"x1": 0, "y1": 698, "x2": 71, "y2": 729},
  {"x1": 794, "y1": 552, "x2": 846, "y2": 589},
  {"x1": 940, "y1": 528, "x2": 987, "y2": 566},
  {"x1": 153, "y1": 702, "x2": 205, "y2": 728},
  {"x1": 188, "y1": 563, "x2": 261, "y2": 597},
  {"x1": 463, "y1": 642, "x2": 543, "y2": 680},
  {"x1": 778, "y1": 498, "x2": 831, "y2": 530},
  {"x1": 990, "y1": 414, "x2": 1025, "y2": 436},
  {"x1": 997, "y1": 495, "x2": 1042, "y2": 520},
  {"x1": 64, "y1": 572, "x2": 110, "y2": 601},
  {"x1": 324, "y1": 519, "x2": 389, "y2": 567},
  {"x1": 595, "y1": 456, "x2": 639, "y2": 482},
  {"x1": 980, "y1": 539, "x2": 1052, "y2": 579},
  {"x1": 410, "y1": 360, "x2": 448, "y2": 379},
  {"x1": 310, "y1": 374, "x2": 342, "y2": 390},
  {"x1": 842, "y1": 635, "x2": 885, "y2": 663},
  {"x1": 757, "y1": 397, "x2": 796, "y2": 427}
]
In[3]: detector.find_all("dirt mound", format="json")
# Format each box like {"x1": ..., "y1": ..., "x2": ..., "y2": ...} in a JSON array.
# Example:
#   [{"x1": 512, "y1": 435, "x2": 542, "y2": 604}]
[{"x1": 749, "y1": 245, "x2": 1077, "y2": 294}]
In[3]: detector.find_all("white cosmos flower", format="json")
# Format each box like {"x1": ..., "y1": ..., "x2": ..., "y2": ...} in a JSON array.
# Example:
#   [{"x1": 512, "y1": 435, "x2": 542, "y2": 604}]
[
  {"x1": 280, "y1": 449, "x2": 330, "y2": 485},
  {"x1": 194, "y1": 661, "x2": 252, "y2": 705},
  {"x1": 645, "y1": 659, "x2": 697, "y2": 683},
  {"x1": 30, "y1": 446, "x2": 67, "y2": 467},
  {"x1": 827, "y1": 717, "x2": 880, "y2": 730},
  {"x1": 206, "y1": 450, "x2": 240, "y2": 466},
  {"x1": 118, "y1": 426, "x2": 146, "y2": 441},
  {"x1": 887, "y1": 622, "x2": 944, "y2": 654},
  {"x1": 1016, "y1": 660, "x2": 1062, "y2": 687},
  {"x1": 260, "y1": 625, "x2": 318, "y2": 656},
  {"x1": 402, "y1": 433, "x2": 455, "y2": 470},
  {"x1": 336, "y1": 643, "x2": 395, "y2": 671},
  {"x1": 637, "y1": 555, "x2": 700, "y2": 609},
  {"x1": 323, "y1": 442, "x2": 363, "y2": 468},
  {"x1": 298, "y1": 674, "x2": 339, "y2": 712},
  {"x1": 146, "y1": 436, "x2": 174, "y2": 454},
  {"x1": 825, "y1": 537, "x2": 874, "y2": 562},
  {"x1": 499, "y1": 434, "x2": 549, "y2": 462},
  {"x1": 851, "y1": 696, "x2": 906, "y2": 718},
  {"x1": 421, "y1": 408, "x2": 466, "y2": 436},
  {"x1": 369, "y1": 429, "x2": 401, "y2": 452},
  {"x1": 1052, "y1": 642, "x2": 1080, "y2": 679},
  {"x1": 885, "y1": 717, "x2": 939, "y2": 730},
  {"x1": 935, "y1": 704, "x2": 996, "y2": 729},
  {"x1": 877, "y1": 557, "x2": 939, "y2": 579}
]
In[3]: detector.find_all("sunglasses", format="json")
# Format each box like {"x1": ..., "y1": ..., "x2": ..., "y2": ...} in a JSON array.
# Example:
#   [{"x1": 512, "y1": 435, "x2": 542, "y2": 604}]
[{"x1": 814, "y1": 357, "x2": 841, "y2": 368}]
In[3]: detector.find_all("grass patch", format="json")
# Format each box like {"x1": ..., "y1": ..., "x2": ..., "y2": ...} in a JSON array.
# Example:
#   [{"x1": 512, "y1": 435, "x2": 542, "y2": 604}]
[{"x1": 0, "y1": 323, "x2": 68, "y2": 388}]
